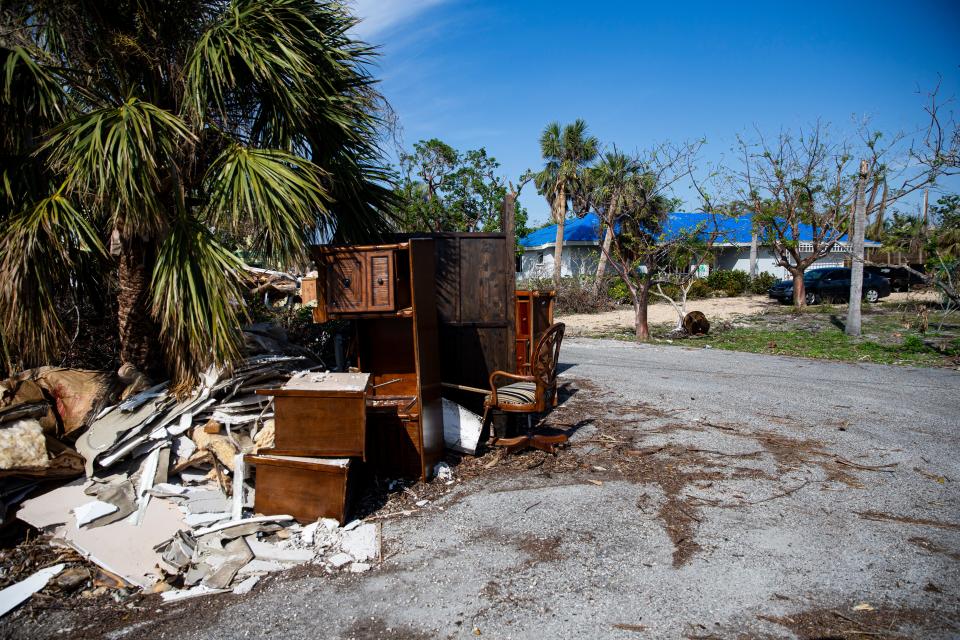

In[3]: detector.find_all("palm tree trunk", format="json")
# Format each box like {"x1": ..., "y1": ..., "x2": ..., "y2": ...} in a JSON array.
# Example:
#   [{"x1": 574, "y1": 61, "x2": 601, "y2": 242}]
[
  {"x1": 118, "y1": 234, "x2": 164, "y2": 379},
  {"x1": 593, "y1": 204, "x2": 617, "y2": 295},
  {"x1": 846, "y1": 160, "x2": 869, "y2": 337},
  {"x1": 749, "y1": 229, "x2": 758, "y2": 279},
  {"x1": 551, "y1": 191, "x2": 566, "y2": 288}
]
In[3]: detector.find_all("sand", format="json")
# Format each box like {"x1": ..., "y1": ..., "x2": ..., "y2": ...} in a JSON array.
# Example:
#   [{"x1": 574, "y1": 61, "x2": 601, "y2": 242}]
[{"x1": 558, "y1": 291, "x2": 940, "y2": 336}]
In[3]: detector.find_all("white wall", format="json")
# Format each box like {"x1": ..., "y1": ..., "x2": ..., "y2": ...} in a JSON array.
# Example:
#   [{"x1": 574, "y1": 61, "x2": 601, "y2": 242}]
[
  {"x1": 520, "y1": 245, "x2": 599, "y2": 281},
  {"x1": 713, "y1": 247, "x2": 847, "y2": 280},
  {"x1": 522, "y1": 243, "x2": 853, "y2": 282}
]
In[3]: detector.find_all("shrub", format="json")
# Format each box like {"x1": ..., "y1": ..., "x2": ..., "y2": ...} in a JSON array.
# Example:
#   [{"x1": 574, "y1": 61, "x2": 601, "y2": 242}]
[
  {"x1": 555, "y1": 278, "x2": 616, "y2": 314},
  {"x1": 687, "y1": 279, "x2": 713, "y2": 300},
  {"x1": 706, "y1": 269, "x2": 750, "y2": 296},
  {"x1": 607, "y1": 278, "x2": 631, "y2": 304},
  {"x1": 749, "y1": 272, "x2": 778, "y2": 295}
]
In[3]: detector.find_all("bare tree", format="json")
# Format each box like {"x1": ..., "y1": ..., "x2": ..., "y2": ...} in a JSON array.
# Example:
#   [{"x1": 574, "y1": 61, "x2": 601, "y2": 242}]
[
  {"x1": 735, "y1": 122, "x2": 855, "y2": 307},
  {"x1": 650, "y1": 160, "x2": 726, "y2": 329},
  {"x1": 599, "y1": 142, "x2": 702, "y2": 339}
]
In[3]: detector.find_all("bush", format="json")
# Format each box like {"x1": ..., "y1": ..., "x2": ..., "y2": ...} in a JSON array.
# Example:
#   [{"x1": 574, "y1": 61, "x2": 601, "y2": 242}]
[
  {"x1": 687, "y1": 279, "x2": 713, "y2": 300},
  {"x1": 706, "y1": 269, "x2": 750, "y2": 296},
  {"x1": 607, "y1": 278, "x2": 631, "y2": 304},
  {"x1": 555, "y1": 278, "x2": 616, "y2": 314},
  {"x1": 749, "y1": 272, "x2": 778, "y2": 295}
]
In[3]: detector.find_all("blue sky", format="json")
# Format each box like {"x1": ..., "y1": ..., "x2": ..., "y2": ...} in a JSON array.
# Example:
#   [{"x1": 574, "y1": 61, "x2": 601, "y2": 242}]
[{"x1": 351, "y1": 0, "x2": 960, "y2": 226}]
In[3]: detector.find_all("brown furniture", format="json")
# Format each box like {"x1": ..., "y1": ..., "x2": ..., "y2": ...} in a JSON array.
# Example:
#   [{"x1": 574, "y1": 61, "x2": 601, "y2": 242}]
[
  {"x1": 255, "y1": 372, "x2": 371, "y2": 459},
  {"x1": 514, "y1": 289, "x2": 555, "y2": 374},
  {"x1": 245, "y1": 454, "x2": 354, "y2": 524},
  {"x1": 311, "y1": 239, "x2": 443, "y2": 481},
  {"x1": 300, "y1": 275, "x2": 318, "y2": 306},
  {"x1": 430, "y1": 233, "x2": 517, "y2": 413},
  {"x1": 482, "y1": 322, "x2": 566, "y2": 454}
]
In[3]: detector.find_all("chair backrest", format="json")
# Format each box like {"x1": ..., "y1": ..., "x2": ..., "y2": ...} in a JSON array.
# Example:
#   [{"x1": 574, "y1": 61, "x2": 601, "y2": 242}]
[{"x1": 531, "y1": 322, "x2": 564, "y2": 409}]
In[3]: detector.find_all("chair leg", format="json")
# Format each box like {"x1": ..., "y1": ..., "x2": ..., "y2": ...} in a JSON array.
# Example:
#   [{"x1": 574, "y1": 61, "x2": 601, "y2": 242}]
[{"x1": 481, "y1": 406, "x2": 493, "y2": 443}]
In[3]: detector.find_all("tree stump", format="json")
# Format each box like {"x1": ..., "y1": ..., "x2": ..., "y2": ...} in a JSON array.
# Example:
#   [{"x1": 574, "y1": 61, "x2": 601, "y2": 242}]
[{"x1": 682, "y1": 311, "x2": 710, "y2": 336}]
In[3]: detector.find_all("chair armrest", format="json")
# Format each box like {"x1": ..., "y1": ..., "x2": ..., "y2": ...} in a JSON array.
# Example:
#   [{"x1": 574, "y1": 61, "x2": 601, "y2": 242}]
[{"x1": 487, "y1": 371, "x2": 535, "y2": 406}]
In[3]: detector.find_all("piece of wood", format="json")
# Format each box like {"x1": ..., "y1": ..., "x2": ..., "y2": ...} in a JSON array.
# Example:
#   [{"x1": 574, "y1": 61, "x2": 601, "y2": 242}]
[
  {"x1": 245, "y1": 454, "x2": 353, "y2": 524},
  {"x1": 409, "y1": 238, "x2": 444, "y2": 480},
  {"x1": 300, "y1": 276, "x2": 318, "y2": 305},
  {"x1": 202, "y1": 420, "x2": 222, "y2": 434}
]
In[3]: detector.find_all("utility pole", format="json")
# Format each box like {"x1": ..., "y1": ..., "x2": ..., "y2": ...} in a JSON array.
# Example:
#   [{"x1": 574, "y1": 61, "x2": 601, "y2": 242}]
[
  {"x1": 846, "y1": 160, "x2": 869, "y2": 337},
  {"x1": 749, "y1": 227, "x2": 758, "y2": 279}
]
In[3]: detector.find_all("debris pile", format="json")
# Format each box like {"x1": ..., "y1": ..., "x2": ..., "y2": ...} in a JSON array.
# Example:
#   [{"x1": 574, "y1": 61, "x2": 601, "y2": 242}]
[{"x1": 0, "y1": 326, "x2": 387, "y2": 613}]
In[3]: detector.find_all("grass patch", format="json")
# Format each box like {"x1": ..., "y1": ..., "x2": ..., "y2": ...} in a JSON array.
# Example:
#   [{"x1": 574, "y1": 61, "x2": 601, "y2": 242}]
[
  {"x1": 584, "y1": 304, "x2": 960, "y2": 368},
  {"x1": 693, "y1": 325, "x2": 955, "y2": 366}
]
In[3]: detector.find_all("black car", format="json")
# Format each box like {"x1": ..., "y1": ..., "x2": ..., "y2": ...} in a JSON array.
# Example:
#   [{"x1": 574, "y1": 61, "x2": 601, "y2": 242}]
[
  {"x1": 768, "y1": 267, "x2": 891, "y2": 305},
  {"x1": 864, "y1": 265, "x2": 926, "y2": 292}
]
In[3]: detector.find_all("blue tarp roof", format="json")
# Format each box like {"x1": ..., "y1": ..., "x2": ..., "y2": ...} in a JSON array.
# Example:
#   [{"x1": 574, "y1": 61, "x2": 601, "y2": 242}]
[{"x1": 519, "y1": 212, "x2": 880, "y2": 248}]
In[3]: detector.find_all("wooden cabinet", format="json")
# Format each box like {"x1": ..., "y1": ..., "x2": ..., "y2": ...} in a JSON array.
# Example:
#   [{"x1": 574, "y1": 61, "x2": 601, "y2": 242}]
[
  {"x1": 515, "y1": 289, "x2": 555, "y2": 374},
  {"x1": 431, "y1": 233, "x2": 517, "y2": 413},
  {"x1": 314, "y1": 247, "x2": 402, "y2": 319},
  {"x1": 245, "y1": 454, "x2": 355, "y2": 524},
  {"x1": 256, "y1": 372, "x2": 371, "y2": 459},
  {"x1": 310, "y1": 239, "x2": 443, "y2": 481}
]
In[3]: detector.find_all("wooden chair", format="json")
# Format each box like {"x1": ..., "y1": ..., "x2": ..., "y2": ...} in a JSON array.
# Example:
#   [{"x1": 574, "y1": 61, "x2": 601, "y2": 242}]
[{"x1": 482, "y1": 322, "x2": 566, "y2": 454}]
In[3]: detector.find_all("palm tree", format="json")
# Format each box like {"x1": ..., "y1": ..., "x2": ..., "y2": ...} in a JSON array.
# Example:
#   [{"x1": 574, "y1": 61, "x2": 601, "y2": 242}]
[
  {"x1": 0, "y1": 0, "x2": 394, "y2": 389},
  {"x1": 533, "y1": 120, "x2": 598, "y2": 287},
  {"x1": 589, "y1": 150, "x2": 643, "y2": 294}
]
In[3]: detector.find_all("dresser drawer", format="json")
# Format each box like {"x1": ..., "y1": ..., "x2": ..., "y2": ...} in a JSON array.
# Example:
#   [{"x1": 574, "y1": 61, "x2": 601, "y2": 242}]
[
  {"x1": 326, "y1": 252, "x2": 365, "y2": 312},
  {"x1": 367, "y1": 251, "x2": 395, "y2": 311}
]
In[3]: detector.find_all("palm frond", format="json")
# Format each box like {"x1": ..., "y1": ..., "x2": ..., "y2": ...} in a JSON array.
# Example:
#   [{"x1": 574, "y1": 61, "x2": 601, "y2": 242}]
[
  {"x1": 42, "y1": 97, "x2": 195, "y2": 232},
  {"x1": 205, "y1": 144, "x2": 329, "y2": 265},
  {"x1": 0, "y1": 190, "x2": 106, "y2": 367},
  {"x1": 150, "y1": 213, "x2": 248, "y2": 391}
]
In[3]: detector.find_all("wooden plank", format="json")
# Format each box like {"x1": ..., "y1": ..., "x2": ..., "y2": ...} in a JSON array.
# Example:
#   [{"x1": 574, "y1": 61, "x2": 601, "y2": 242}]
[{"x1": 409, "y1": 238, "x2": 444, "y2": 480}]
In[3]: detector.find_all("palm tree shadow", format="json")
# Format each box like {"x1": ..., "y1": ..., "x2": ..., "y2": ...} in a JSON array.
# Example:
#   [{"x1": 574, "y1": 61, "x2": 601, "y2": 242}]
[{"x1": 829, "y1": 315, "x2": 846, "y2": 331}]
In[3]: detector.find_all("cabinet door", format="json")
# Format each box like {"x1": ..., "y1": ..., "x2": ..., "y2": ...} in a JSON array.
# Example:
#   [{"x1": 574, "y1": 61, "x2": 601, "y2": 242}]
[
  {"x1": 327, "y1": 254, "x2": 365, "y2": 312},
  {"x1": 366, "y1": 251, "x2": 395, "y2": 311}
]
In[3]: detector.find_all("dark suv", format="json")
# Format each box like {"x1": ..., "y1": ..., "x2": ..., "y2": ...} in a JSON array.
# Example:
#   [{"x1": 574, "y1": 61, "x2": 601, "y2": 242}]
[
  {"x1": 768, "y1": 267, "x2": 891, "y2": 305},
  {"x1": 864, "y1": 265, "x2": 926, "y2": 292}
]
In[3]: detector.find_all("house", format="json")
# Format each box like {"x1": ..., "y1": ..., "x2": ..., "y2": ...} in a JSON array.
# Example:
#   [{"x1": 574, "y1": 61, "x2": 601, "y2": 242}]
[{"x1": 518, "y1": 212, "x2": 881, "y2": 281}]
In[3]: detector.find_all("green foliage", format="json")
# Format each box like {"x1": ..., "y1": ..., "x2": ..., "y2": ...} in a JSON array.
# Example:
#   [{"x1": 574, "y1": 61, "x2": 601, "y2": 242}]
[
  {"x1": 687, "y1": 279, "x2": 714, "y2": 299},
  {"x1": 749, "y1": 272, "x2": 778, "y2": 295},
  {"x1": 706, "y1": 269, "x2": 751, "y2": 296},
  {"x1": 932, "y1": 194, "x2": 960, "y2": 230},
  {"x1": 607, "y1": 278, "x2": 630, "y2": 304},
  {"x1": 533, "y1": 120, "x2": 599, "y2": 230},
  {"x1": 395, "y1": 139, "x2": 528, "y2": 238},
  {"x1": 0, "y1": 0, "x2": 394, "y2": 384}
]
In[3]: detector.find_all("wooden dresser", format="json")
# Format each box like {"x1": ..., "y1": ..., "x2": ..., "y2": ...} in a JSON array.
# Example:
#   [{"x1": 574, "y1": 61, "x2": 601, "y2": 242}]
[{"x1": 311, "y1": 238, "x2": 443, "y2": 481}]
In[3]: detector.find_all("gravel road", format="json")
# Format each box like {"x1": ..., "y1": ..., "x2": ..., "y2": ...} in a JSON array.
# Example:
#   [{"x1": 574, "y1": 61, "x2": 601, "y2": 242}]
[{"x1": 12, "y1": 339, "x2": 960, "y2": 639}]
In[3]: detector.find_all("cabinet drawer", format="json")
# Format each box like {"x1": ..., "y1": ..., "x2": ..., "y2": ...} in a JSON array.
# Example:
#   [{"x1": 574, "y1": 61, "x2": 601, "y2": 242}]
[
  {"x1": 367, "y1": 251, "x2": 395, "y2": 311},
  {"x1": 327, "y1": 253, "x2": 364, "y2": 312}
]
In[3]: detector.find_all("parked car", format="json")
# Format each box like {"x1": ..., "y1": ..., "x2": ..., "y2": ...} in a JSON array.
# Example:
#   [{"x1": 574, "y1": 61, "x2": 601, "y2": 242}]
[
  {"x1": 864, "y1": 265, "x2": 926, "y2": 292},
  {"x1": 768, "y1": 267, "x2": 891, "y2": 305}
]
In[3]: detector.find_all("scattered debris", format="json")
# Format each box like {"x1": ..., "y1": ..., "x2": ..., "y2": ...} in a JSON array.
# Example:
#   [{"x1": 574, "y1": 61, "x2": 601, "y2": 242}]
[
  {"x1": 0, "y1": 563, "x2": 64, "y2": 618},
  {"x1": 442, "y1": 399, "x2": 483, "y2": 454}
]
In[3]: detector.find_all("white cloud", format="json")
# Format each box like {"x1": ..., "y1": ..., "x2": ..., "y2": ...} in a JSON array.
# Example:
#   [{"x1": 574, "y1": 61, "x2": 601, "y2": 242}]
[{"x1": 349, "y1": 0, "x2": 450, "y2": 40}]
